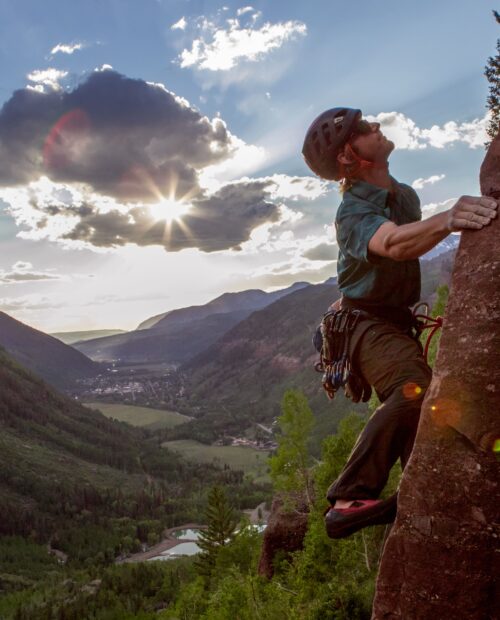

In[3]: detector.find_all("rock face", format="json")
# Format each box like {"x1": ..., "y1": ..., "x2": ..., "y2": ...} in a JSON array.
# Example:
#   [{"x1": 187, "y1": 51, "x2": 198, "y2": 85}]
[
  {"x1": 372, "y1": 134, "x2": 500, "y2": 619},
  {"x1": 258, "y1": 495, "x2": 309, "y2": 579}
]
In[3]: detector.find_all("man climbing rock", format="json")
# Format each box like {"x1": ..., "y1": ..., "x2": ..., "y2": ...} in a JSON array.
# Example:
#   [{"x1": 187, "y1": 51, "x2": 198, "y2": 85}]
[{"x1": 302, "y1": 107, "x2": 498, "y2": 538}]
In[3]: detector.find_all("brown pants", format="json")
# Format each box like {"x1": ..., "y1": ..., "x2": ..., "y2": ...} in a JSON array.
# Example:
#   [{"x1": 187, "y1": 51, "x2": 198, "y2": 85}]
[{"x1": 326, "y1": 319, "x2": 432, "y2": 502}]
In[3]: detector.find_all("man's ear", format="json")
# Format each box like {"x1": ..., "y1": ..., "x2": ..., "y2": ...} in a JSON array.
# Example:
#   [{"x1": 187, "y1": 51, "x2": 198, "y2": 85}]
[{"x1": 337, "y1": 148, "x2": 355, "y2": 166}]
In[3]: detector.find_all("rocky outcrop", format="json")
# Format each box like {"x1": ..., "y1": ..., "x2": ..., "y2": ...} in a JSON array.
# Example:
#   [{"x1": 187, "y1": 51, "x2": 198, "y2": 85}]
[
  {"x1": 258, "y1": 494, "x2": 310, "y2": 578},
  {"x1": 372, "y1": 134, "x2": 500, "y2": 618}
]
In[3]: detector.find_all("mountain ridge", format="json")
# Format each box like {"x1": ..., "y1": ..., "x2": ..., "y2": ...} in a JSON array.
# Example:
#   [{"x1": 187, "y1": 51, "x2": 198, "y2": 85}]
[{"x1": 0, "y1": 312, "x2": 100, "y2": 391}]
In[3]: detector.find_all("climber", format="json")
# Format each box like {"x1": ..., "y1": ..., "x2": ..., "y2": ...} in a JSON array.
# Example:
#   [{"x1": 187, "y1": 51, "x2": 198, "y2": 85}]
[{"x1": 302, "y1": 107, "x2": 498, "y2": 538}]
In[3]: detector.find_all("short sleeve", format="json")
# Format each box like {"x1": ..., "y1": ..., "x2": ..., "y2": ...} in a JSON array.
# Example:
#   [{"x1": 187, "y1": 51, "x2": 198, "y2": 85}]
[
  {"x1": 398, "y1": 184, "x2": 422, "y2": 222},
  {"x1": 336, "y1": 202, "x2": 390, "y2": 263}
]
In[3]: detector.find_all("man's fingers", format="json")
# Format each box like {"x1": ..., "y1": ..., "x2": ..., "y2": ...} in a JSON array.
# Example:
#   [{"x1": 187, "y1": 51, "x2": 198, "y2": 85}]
[
  {"x1": 452, "y1": 218, "x2": 483, "y2": 230},
  {"x1": 460, "y1": 196, "x2": 498, "y2": 209},
  {"x1": 469, "y1": 205, "x2": 498, "y2": 217},
  {"x1": 454, "y1": 204, "x2": 497, "y2": 220},
  {"x1": 478, "y1": 196, "x2": 498, "y2": 209}
]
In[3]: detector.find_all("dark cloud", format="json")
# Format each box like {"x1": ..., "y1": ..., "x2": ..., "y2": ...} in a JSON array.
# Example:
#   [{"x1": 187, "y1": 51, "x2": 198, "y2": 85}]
[
  {"x1": 0, "y1": 272, "x2": 61, "y2": 283},
  {"x1": 56, "y1": 179, "x2": 282, "y2": 252},
  {"x1": 302, "y1": 242, "x2": 338, "y2": 261},
  {"x1": 0, "y1": 70, "x2": 234, "y2": 202}
]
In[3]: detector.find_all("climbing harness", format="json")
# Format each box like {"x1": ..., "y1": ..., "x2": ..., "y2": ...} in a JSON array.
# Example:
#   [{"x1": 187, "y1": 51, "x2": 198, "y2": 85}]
[
  {"x1": 411, "y1": 302, "x2": 443, "y2": 364},
  {"x1": 313, "y1": 309, "x2": 371, "y2": 403},
  {"x1": 313, "y1": 303, "x2": 443, "y2": 402}
]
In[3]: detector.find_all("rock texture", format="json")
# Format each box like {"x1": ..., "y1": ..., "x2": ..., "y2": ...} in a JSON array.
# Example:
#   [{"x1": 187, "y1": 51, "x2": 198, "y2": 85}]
[
  {"x1": 258, "y1": 494, "x2": 309, "y2": 579},
  {"x1": 372, "y1": 134, "x2": 500, "y2": 619}
]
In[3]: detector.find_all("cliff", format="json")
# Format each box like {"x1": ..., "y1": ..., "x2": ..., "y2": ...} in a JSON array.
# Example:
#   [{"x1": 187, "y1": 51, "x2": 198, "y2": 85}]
[{"x1": 372, "y1": 135, "x2": 500, "y2": 618}]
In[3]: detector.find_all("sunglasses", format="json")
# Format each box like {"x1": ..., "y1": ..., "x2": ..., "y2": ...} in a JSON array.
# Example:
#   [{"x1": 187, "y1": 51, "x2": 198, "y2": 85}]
[{"x1": 351, "y1": 119, "x2": 373, "y2": 137}]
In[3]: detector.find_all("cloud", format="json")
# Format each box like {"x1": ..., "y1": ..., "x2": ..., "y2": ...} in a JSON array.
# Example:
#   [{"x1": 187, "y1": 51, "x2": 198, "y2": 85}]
[
  {"x1": 0, "y1": 295, "x2": 65, "y2": 312},
  {"x1": 237, "y1": 7, "x2": 254, "y2": 17},
  {"x1": 50, "y1": 42, "x2": 83, "y2": 55},
  {"x1": 27, "y1": 68, "x2": 68, "y2": 92},
  {"x1": 367, "y1": 112, "x2": 489, "y2": 150},
  {"x1": 0, "y1": 70, "x2": 237, "y2": 203},
  {"x1": 302, "y1": 242, "x2": 338, "y2": 261},
  {"x1": 421, "y1": 198, "x2": 456, "y2": 219},
  {"x1": 249, "y1": 256, "x2": 336, "y2": 289},
  {"x1": 178, "y1": 10, "x2": 306, "y2": 71},
  {"x1": 1, "y1": 176, "x2": 303, "y2": 253},
  {"x1": 0, "y1": 261, "x2": 63, "y2": 284},
  {"x1": 0, "y1": 69, "x2": 328, "y2": 255},
  {"x1": 171, "y1": 16, "x2": 187, "y2": 30},
  {"x1": 411, "y1": 174, "x2": 446, "y2": 190}
]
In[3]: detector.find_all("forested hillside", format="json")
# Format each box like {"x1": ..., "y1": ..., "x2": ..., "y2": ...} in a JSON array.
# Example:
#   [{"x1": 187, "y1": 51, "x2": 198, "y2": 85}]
[
  {"x1": 0, "y1": 312, "x2": 99, "y2": 391},
  {"x1": 0, "y1": 347, "x2": 269, "y2": 563}
]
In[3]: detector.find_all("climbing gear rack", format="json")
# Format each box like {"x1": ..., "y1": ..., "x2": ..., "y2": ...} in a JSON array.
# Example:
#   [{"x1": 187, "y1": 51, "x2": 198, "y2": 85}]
[{"x1": 314, "y1": 309, "x2": 371, "y2": 402}]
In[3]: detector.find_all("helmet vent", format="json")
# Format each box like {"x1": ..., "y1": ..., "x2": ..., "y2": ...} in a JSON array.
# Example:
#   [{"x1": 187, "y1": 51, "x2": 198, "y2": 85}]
[{"x1": 322, "y1": 122, "x2": 331, "y2": 145}]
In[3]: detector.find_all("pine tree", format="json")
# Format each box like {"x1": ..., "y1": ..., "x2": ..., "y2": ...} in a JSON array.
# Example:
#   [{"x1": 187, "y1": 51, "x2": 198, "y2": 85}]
[
  {"x1": 485, "y1": 10, "x2": 500, "y2": 141},
  {"x1": 196, "y1": 486, "x2": 238, "y2": 577}
]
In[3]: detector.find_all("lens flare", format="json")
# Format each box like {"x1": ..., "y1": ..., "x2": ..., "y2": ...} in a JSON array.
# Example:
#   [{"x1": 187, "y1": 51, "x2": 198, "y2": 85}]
[
  {"x1": 430, "y1": 398, "x2": 461, "y2": 428},
  {"x1": 43, "y1": 109, "x2": 91, "y2": 170},
  {"x1": 493, "y1": 439, "x2": 500, "y2": 453},
  {"x1": 402, "y1": 382, "x2": 423, "y2": 400}
]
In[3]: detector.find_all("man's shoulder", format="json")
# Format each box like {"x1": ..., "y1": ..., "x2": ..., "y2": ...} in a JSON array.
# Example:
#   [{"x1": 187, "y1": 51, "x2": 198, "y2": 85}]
[{"x1": 336, "y1": 187, "x2": 387, "y2": 221}]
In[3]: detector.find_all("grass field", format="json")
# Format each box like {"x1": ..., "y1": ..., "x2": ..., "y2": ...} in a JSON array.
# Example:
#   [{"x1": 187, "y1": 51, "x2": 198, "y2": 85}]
[
  {"x1": 85, "y1": 403, "x2": 191, "y2": 430},
  {"x1": 161, "y1": 439, "x2": 271, "y2": 482}
]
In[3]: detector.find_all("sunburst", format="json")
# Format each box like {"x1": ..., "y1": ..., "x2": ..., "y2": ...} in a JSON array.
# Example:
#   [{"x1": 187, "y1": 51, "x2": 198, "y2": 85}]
[{"x1": 148, "y1": 198, "x2": 191, "y2": 223}]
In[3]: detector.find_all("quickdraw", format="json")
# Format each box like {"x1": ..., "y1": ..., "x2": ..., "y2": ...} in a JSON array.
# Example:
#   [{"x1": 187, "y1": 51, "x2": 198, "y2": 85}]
[{"x1": 411, "y1": 302, "x2": 443, "y2": 363}]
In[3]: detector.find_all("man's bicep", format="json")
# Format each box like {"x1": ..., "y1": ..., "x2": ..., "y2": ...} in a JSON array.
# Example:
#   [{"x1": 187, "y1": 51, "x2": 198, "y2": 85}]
[{"x1": 367, "y1": 221, "x2": 398, "y2": 258}]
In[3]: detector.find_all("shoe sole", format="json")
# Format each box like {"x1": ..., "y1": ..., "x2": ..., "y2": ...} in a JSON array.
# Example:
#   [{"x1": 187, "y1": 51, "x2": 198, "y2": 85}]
[{"x1": 325, "y1": 495, "x2": 397, "y2": 539}]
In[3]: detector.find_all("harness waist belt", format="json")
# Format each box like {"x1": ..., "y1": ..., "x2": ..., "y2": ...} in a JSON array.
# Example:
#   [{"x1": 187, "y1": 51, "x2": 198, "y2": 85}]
[{"x1": 341, "y1": 297, "x2": 414, "y2": 331}]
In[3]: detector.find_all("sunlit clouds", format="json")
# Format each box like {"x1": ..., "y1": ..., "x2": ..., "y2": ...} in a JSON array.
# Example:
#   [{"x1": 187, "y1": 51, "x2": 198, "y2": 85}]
[
  {"x1": 367, "y1": 112, "x2": 489, "y2": 150},
  {"x1": 0, "y1": 70, "x2": 235, "y2": 201},
  {"x1": 50, "y1": 42, "x2": 83, "y2": 55},
  {"x1": 27, "y1": 68, "x2": 68, "y2": 92},
  {"x1": 177, "y1": 8, "x2": 306, "y2": 71},
  {"x1": 412, "y1": 174, "x2": 446, "y2": 190},
  {"x1": 0, "y1": 68, "x2": 333, "y2": 255},
  {"x1": 421, "y1": 198, "x2": 456, "y2": 219},
  {"x1": 1, "y1": 175, "x2": 304, "y2": 253},
  {"x1": 171, "y1": 17, "x2": 187, "y2": 31}
]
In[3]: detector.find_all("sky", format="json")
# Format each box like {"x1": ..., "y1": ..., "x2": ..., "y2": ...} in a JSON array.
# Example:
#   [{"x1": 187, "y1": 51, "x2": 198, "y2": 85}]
[{"x1": 0, "y1": 0, "x2": 497, "y2": 333}]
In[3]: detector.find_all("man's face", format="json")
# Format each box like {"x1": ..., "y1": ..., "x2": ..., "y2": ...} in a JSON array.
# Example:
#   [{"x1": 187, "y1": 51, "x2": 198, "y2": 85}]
[{"x1": 348, "y1": 120, "x2": 394, "y2": 163}]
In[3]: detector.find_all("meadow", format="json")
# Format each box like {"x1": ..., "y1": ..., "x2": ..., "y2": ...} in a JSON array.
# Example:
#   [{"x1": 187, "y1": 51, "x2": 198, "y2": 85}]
[
  {"x1": 85, "y1": 402, "x2": 191, "y2": 430},
  {"x1": 162, "y1": 439, "x2": 271, "y2": 483}
]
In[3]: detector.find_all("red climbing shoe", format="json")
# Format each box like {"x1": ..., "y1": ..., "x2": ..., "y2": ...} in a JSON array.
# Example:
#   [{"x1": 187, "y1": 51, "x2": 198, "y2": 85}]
[{"x1": 324, "y1": 494, "x2": 398, "y2": 539}]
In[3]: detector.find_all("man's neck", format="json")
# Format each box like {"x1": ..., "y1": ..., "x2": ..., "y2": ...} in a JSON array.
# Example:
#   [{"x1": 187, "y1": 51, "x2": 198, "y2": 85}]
[{"x1": 357, "y1": 167, "x2": 393, "y2": 191}]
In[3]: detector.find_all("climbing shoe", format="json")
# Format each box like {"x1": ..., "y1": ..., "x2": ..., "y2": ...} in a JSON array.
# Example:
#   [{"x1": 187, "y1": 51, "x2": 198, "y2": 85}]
[{"x1": 324, "y1": 493, "x2": 398, "y2": 539}]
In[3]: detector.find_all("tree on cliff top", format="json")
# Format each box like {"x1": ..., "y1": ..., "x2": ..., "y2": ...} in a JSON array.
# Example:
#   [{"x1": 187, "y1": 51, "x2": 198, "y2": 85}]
[
  {"x1": 269, "y1": 390, "x2": 315, "y2": 508},
  {"x1": 485, "y1": 10, "x2": 500, "y2": 141}
]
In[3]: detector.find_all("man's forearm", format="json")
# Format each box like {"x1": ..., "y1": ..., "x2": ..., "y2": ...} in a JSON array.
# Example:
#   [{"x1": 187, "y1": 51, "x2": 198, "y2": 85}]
[{"x1": 383, "y1": 212, "x2": 450, "y2": 260}]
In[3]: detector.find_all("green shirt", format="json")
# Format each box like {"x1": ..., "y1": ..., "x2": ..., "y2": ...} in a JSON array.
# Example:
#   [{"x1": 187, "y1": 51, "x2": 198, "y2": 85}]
[{"x1": 335, "y1": 178, "x2": 421, "y2": 308}]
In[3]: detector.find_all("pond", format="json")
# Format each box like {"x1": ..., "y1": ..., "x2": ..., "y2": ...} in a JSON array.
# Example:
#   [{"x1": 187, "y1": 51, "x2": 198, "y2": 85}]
[
  {"x1": 148, "y1": 541, "x2": 201, "y2": 561},
  {"x1": 170, "y1": 528, "x2": 201, "y2": 540}
]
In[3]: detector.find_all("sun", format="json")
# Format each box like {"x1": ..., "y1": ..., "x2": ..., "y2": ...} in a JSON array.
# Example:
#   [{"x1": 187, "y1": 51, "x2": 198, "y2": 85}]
[{"x1": 148, "y1": 198, "x2": 190, "y2": 223}]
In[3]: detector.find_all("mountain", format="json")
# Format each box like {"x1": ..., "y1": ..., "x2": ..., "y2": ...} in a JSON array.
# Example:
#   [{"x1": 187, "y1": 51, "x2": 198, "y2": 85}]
[
  {"x1": 168, "y1": 282, "x2": 363, "y2": 451},
  {"x1": 50, "y1": 329, "x2": 126, "y2": 345},
  {"x1": 166, "y1": 250, "x2": 456, "y2": 447},
  {"x1": 422, "y1": 234, "x2": 460, "y2": 260},
  {"x1": 73, "y1": 309, "x2": 252, "y2": 363},
  {"x1": 73, "y1": 282, "x2": 309, "y2": 364},
  {"x1": 0, "y1": 312, "x2": 100, "y2": 390},
  {"x1": 137, "y1": 282, "x2": 309, "y2": 331}
]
